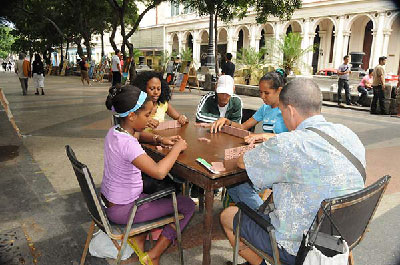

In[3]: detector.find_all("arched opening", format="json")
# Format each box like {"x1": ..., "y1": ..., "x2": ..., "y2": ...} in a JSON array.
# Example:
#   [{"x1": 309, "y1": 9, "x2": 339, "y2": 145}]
[
  {"x1": 285, "y1": 21, "x2": 302, "y2": 35},
  {"x1": 362, "y1": 21, "x2": 373, "y2": 70},
  {"x1": 312, "y1": 18, "x2": 335, "y2": 74},
  {"x1": 186, "y1": 33, "x2": 193, "y2": 57},
  {"x1": 348, "y1": 15, "x2": 374, "y2": 70},
  {"x1": 200, "y1": 31, "x2": 209, "y2": 66},
  {"x1": 236, "y1": 27, "x2": 250, "y2": 53},
  {"x1": 286, "y1": 25, "x2": 292, "y2": 35},
  {"x1": 312, "y1": 26, "x2": 321, "y2": 75},
  {"x1": 237, "y1": 29, "x2": 244, "y2": 52},
  {"x1": 172, "y1": 34, "x2": 179, "y2": 54}
]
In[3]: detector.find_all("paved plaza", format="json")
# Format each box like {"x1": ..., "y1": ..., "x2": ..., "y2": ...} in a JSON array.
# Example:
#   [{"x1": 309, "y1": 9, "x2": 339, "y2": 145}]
[{"x1": 1, "y1": 72, "x2": 400, "y2": 265}]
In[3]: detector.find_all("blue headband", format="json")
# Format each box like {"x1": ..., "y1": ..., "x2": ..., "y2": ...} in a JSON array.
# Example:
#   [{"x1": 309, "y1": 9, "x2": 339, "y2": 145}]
[{"x1": 115, "y1": 91, "x2": 147, "y2": 117}]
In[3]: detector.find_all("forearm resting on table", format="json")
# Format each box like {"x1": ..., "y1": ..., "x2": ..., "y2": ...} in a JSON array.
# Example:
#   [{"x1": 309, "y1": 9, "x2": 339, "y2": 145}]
[
  {"x1": 137, "y1": 131, "x2": 161, "y2": 144},
  {"x1": 134, "y1": 149, "x2": 181, "y2": 180}
]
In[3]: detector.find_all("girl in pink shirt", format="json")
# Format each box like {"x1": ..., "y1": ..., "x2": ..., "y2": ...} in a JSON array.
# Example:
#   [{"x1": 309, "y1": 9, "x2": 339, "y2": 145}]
[
  {"x1": 101, "y1": 85, "x2": 195, "y2": 265},
  {"x1": 357, "y1": 69, "x2": 373, "y2": 106}
]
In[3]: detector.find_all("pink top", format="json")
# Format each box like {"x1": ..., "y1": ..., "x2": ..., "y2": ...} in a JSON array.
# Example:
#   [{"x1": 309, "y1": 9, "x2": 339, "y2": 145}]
[
  {"x1": 101, "y1": 126, "x2": 145, "y2": 204},
  {"x1": 359, "y1": 75, "x2": 373, "y2": 87}
]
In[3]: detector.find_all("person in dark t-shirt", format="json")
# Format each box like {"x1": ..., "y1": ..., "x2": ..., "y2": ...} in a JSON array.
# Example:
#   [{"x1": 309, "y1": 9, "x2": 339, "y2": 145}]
[{"x1": 221, "y1": 53, "x2": 235, "y2": 78}]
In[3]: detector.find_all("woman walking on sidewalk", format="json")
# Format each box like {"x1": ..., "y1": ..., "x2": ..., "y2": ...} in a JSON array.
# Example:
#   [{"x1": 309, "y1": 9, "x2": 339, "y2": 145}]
[{"x1": 32, "y1": 54, "x2": 45, "y2": 95}]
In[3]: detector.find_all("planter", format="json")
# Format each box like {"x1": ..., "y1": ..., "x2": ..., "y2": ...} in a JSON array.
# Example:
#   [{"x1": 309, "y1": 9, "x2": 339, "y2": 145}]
[{"x1": 350, "y1": 52, "x2": 365, "y2": 71}]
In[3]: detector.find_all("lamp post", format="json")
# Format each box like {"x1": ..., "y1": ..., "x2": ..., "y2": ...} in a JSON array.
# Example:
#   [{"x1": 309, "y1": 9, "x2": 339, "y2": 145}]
[{"x1": 205, "y1": 12, "x2": 215, "y2": 69}]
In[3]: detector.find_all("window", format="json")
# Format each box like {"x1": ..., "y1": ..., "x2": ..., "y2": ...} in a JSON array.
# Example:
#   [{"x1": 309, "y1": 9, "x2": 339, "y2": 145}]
[{"x1": 171, "y1": 2, "x2": 179, "y2": 16}]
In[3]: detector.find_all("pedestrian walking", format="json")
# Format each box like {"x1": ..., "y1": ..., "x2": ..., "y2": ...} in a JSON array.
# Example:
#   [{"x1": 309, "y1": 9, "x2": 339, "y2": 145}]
[
  {"x1": 371, "y1": 56, "x2": 387, "y2": 115},
  {"x1": 8, "y1": 60, "x2": 12, "y2": 71},
  {"x1": 15, "y1": 53, "x2": 31, "y2": 95},
  {"x1": 111, "y1": 49, "x2": 122, "y2": 86},
  {"x1": 79, "y1": 57, "x2": 91, "y2": 86},
  {"x1": 337, "y1": 55, "x2": 352, "y2": 106},
  {"x1": 32, "y1": 54, "x2": 45, "y2": 95}
]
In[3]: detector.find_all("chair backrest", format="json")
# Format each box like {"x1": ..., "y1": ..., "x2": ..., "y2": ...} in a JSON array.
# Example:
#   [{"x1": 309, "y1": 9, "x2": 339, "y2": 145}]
[
  {"x1": 112, "y1": 115, "x2": 120, "y2": 126},
  {"x1": 315, "y1": 175, "x2": 391, "y2": 250},
  {"x1": 65, "y1": 145, "x2": 112, "y2": 235},
  {"x1": 241, "y1": 108, "x2": 256, "y2": 132}
]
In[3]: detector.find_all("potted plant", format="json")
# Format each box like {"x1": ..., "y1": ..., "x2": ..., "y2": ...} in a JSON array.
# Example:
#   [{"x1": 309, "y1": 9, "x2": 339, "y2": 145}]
[
  {"x1": 265, "y1": 32, "x2": 315, "y2": 76},
  {"x1": 236, "y1": 47, "x2": 267, "y2": 85}
]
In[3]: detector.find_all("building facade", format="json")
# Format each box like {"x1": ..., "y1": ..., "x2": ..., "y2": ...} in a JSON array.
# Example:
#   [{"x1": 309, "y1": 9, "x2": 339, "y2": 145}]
[{"x1": 133, "y1": 0, "x2": 400, "y2": 75}]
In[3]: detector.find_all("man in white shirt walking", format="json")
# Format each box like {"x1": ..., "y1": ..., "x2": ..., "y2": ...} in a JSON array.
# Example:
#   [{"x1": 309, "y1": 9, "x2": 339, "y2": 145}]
[{"x1": 111, "y1": 50, "x2": 122, "y2": 86}]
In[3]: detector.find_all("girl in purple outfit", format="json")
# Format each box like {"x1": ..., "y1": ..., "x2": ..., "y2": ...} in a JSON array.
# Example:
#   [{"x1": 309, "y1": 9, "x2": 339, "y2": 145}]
[{"x1": 102, "y1": 84, "x2": 195, "y2": 265}]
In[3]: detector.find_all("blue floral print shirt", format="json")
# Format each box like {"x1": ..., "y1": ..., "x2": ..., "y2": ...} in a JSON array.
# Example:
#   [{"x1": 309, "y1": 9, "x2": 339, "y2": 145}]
[{"x1": 243, "y1": 115, "x2": 365, "y2": 255}]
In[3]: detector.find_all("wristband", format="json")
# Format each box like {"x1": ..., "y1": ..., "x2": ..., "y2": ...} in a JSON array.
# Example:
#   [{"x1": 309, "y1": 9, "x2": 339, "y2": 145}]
[{"x1": 153, "y1": 134, "x2": 163, "y2": 144}]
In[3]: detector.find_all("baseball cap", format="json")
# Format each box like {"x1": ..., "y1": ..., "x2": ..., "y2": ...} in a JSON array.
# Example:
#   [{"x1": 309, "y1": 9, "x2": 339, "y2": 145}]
[
  {"x1": 379, "y1": 56, "x2": 387, "y2": 61},
  {"x1": 216, "y1": 75, "x2": 234, "y2": 96}
]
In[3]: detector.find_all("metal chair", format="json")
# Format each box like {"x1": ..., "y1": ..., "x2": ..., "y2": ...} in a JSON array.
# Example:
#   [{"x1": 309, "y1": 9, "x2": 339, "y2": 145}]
[
  {"x1": 65, "y1": 145, "x2": 184, "y2": 265},
  {"x1": 233, "y1": 175, "x2": 391, "y2": 265}
]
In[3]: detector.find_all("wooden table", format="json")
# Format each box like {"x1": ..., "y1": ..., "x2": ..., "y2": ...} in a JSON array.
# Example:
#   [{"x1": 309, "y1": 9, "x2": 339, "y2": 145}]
[{"x1": 142, "y1": 123, "x2": 249, "y2": 265}]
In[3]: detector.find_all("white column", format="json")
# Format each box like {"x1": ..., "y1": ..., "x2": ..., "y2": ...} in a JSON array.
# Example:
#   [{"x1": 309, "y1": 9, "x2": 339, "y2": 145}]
[
  {"x1": 301, "y1": 19, "x2": 311, "y2": 74},
  {"x1": 370, "y1": 12, "x2": 385, "y2": 68},
  {"x1": 250, "y1": 25, "x2": 257, "y2": 50},
  {"x1": 318, "y1": 31, "x2": 327, "y2": 71},
  {"x1": 227, "y1": 27, "x2": 235, "y2": 53},
  {"x1": 192, "y1": 30, "x2": 201, "y2": 68},
  {"x1": 166, "y1": 33, "x2": 173, "y2": 54},
  {"x1": 255, "y1": 37, "x2": 261, "y2": 52},
  {"x1": 178, "y1": 32, "x2": 185, "y2": 53},
  {"x1": 333, "y1": 16, "x2": 345, "y2": 68},
  {"x1": 231, "y1": 37, "x2": 239, "y2": 59},
  {"x1": 382, "y1": 29, "x2": 392, "y2": 57},
  {"x1": 342, "y1": 31, "x2": 350, "y2": 58},
  {"x1": 265, "y1": 33, "x2": 274, "y2": 64}
]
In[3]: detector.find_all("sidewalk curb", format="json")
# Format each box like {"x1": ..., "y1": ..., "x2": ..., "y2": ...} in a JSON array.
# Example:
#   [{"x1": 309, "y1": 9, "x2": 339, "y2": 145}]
[{"x1": 322, "y1": 101, "x2": 371, "y2": 112}]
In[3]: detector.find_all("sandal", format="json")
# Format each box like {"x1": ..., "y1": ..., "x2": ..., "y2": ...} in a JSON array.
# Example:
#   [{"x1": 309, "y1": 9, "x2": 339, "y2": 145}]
[{"x1": 139, "y1": 253, "x2": 154, "y2": 265}]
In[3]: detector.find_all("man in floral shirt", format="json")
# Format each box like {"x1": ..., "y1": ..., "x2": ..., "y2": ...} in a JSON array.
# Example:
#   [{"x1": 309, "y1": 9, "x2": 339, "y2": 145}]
[{"x1": 220, "y1": 78, "x2": 365, "y2": 265}]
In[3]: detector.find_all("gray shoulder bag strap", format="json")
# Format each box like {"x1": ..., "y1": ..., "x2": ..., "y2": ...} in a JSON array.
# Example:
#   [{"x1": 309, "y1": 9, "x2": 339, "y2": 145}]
[{"x1": 306, "y1": 127, "x2": 366, "y2": 183}]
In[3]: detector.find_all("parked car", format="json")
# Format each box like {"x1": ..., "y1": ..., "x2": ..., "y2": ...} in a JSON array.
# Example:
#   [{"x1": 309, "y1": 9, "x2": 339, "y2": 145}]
[{"x1": 318, "y1": 68, "x2": 338, "y2": 76}]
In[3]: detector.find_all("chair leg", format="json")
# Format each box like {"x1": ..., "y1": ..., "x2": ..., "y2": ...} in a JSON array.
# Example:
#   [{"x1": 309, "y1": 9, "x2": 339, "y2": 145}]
[
  {"x1": 80, "y1": 220, "x2": 96, "y2": 265},
  {"x1": 348, "y1": 251, "x2": 354, "y2": 265},
  {"x1": 117, "y1": 205, "x2": 138, "y2": 265},
  {"x1": 172, "y1": 192, "x2": 184, "y2": 265},
  {"x1": 233, "y1": 210, "x2": 242, "y2": 265}
]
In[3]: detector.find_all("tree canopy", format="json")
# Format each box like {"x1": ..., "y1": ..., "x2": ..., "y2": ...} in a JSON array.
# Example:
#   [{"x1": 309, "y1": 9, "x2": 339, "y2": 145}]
[{"x1": 0, "y1": 0, "x2": 302, "y2": 66}]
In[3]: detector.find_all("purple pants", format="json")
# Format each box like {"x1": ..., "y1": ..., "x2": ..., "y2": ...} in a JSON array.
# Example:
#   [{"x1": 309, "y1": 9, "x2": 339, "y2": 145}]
[{"x1": 106, "y1": 194, "x2": 195, "y2": 241}]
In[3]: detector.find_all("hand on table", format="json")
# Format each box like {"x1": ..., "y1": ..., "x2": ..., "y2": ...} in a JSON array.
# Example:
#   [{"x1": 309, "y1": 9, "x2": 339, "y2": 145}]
[
  {"x1": 210, "y1": 118, "x2": 228, "y2": 133},
  {"x1": 171, "y1": 138, "x2": 187, "y2": 152},
  {"x1": 177, "y1": 114, "x2": 188, "y2": 125},
  {"x1": 244, "y1": 133, "x2": 275, "y2": 146},
  {"x1": 147, "y1": 118, "x2": 160, "y2": 129},
  {"x1": 162, "y1": 135, "x2": 182, "y2": 146}
]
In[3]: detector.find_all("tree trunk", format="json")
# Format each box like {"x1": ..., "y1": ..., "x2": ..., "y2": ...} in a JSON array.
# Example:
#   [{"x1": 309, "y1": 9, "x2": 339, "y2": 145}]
[
  {"x1": 76, "y1": 40, "x2": 84, "y2": 59},
  {"x1": 127, "y1": 42, "x2": 136, "y2": 83},
  {"x1": 59, "y1": 39, "x2": 64, "y2": 74},
  {"x1": 109, "y1": 19, "x2": 118, "y2": 53},
  {"x1": 66, "y1": 40, "x2": 69, "y2": 60},
  {"x1": 83, "y1": 35, "x2": 92, "y2": 61},
  {"x1": 214, "y1": 11, "x2": 219, "y2": 76},
  {"x1": 101, "y1": 31, "x2": 105, "y2": 57},
  {"x1": 119, "y1": 8, "x2": 126, "y2": 60}
]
